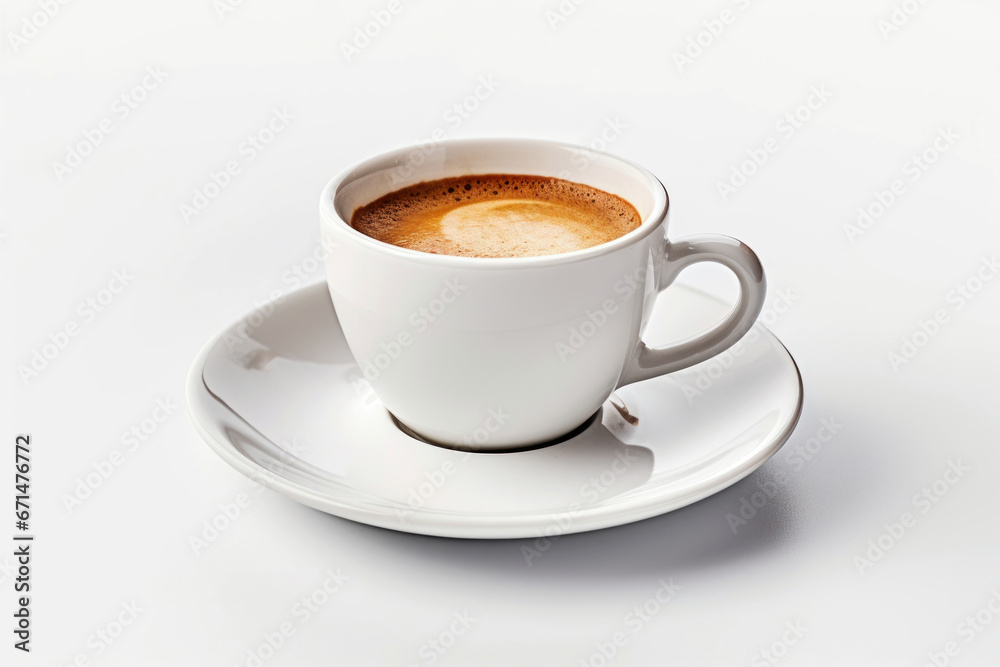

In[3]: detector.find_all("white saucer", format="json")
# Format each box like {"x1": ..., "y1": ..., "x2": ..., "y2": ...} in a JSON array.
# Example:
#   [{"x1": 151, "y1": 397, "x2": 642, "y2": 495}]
[{"x1": 187, "y1": 282, "x2": 802, "y2": 539}]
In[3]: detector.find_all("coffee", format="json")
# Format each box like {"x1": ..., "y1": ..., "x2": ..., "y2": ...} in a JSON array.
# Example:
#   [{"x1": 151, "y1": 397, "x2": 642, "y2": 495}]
[{"x1": 350, "y1": 174, "x2": 641, "y2": 258}]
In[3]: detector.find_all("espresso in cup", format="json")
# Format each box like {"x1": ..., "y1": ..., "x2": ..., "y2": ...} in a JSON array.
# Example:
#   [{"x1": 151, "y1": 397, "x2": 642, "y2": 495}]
[
  {"x1": 350, "y1": 174, "x2": 641, "y2": 258},
  {"x1": 323, "y1": 139, "x2": 766, "y2": 448}
]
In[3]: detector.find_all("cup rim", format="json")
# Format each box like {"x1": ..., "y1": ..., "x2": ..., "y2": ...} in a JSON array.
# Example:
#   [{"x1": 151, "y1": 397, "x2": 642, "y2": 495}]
[{"x1": 320, "y1": 137, "x2": 669, "y2": 268}]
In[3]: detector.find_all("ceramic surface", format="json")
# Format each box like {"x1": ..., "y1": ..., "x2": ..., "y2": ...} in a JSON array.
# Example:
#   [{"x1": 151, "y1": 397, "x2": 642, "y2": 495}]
[
  {"x1": 320, "y1": 138, "x2": 766, "y2": 447},
  {"x1": 187, "y1": 282, "x2": 803, "y2": 539}
]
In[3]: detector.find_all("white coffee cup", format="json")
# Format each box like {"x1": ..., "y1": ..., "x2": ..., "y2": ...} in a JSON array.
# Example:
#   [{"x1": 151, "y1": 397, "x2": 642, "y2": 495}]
[{"x1": 320, "y1": 138, "x2": 766, "y2": 450}]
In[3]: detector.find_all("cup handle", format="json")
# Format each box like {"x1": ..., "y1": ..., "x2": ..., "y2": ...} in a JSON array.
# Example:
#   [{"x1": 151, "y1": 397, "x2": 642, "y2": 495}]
[{"x1": 617, "y1": 234, "x2": 767, "y2": 387}]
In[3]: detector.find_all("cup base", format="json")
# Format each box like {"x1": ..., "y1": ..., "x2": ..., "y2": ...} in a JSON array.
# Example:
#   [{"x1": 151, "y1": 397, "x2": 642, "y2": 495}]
[{"x1": 388, "y1": 410, "x2": 601, "y2": 454}]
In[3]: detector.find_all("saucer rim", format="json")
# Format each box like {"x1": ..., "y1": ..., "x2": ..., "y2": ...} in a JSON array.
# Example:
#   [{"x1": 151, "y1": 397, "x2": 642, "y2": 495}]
[{"x1": 186, "y1": 281, "x2": 804, "y2": 540}]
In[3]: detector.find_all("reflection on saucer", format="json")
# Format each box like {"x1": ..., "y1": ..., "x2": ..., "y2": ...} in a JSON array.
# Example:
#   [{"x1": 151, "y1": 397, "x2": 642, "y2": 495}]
[{"x1": 190, "y1": 282, "x2": 802, "y2": 538}]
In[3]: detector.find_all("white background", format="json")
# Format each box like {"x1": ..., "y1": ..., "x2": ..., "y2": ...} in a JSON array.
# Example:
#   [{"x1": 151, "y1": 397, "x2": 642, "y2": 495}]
[{"x1": 3, "y1": 0, "x2": 1000, "y2": 665}]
